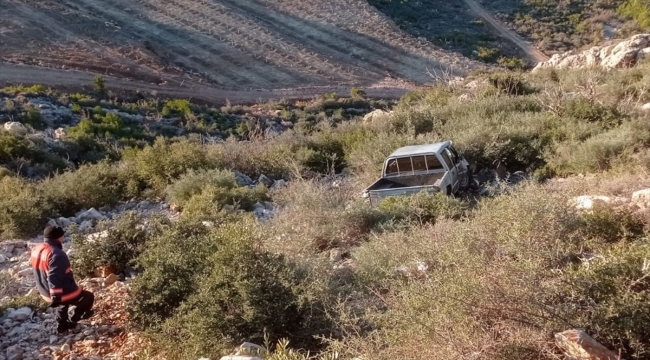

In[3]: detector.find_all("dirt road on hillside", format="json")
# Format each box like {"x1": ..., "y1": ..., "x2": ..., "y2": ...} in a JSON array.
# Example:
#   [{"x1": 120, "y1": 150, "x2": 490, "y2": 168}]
[
  {"x1": 0, "y1": 63, "x2": 417, "y2": 104},
  {"x1": 463, "y1": 0, "x2": 549, "y2": 63}
]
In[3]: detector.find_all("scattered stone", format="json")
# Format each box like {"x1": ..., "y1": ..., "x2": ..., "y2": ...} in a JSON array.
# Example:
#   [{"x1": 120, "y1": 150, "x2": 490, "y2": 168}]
[
  {"x1": 329, "y1": 249, "x2": 343, "y2": 263},
  {"x1": 271, "y1": 179, "x2": 286, "y2": 189},
  {"x1": 569, "y1": 195, "x2": 629, "y2": 211},
  {"x1": 642, "y1": 103, "x2": 650, "y2": 111},
  {"x1": 53, "y1": 127, "x2": 67, "y2": 139},
  {"x1": 76, "y1": 208, "x2": 106, "y2": 222},
  {"x1": 16, "y1": 268, "x2": 32, "y2": 277},
  {"x1": 257, "y1": 174, "x2": 274, "y2": 187},
  {"x1": 104, "y1": 273, "x2": 118, "y2": 287},
  {"x1": 234, "y1": 171, "x2": 254, "y2": 186},
  {"x1": 60, "y1": 343, "x2": 70, "y2": 352},
  {"x1": 555, "y1": 329, "x2": 621, "y2": 360},
  {"x1": 93, "y1": 265, "x2": 116, "y2": 278},
  {"x1": 219, "y1": 356, "x2": 263, "y2": 360},
  {"x1": 57, "y1": 217, "x2": 73, "y2": 228},
  {"x1": 7, "y1": 307, "x2": 32, "y2": 321},
  {"x1": 78, "y1": 220, "x2": 94, "y2": 233},
  {"x1": 49, "y1": 335, "x2": 58, "y2": 344}
]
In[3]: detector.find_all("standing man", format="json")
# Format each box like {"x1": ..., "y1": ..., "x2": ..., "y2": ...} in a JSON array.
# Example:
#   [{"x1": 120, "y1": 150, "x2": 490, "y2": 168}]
[{"x1": 30, "y1": 225, "x2": 95, "y2": 333}]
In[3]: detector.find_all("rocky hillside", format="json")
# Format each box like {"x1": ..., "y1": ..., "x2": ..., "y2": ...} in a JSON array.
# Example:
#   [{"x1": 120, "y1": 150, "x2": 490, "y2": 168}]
[{"x1": 2, "y1": 59, "x2": 650, "y2": 359}]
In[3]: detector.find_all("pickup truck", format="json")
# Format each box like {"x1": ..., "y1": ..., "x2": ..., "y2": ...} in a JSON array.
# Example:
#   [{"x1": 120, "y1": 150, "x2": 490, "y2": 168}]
[{"x1": 362, "y1": 141, "x2": 471, "y2": 207}]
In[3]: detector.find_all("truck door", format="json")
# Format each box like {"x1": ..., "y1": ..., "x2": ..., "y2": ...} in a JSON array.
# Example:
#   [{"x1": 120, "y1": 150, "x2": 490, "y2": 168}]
[{"x1": 440, "y1": 149, "x2": 458, "y2": 193}]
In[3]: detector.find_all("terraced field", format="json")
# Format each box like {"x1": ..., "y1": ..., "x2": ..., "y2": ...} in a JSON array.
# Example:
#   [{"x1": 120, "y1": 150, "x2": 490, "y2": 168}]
[{"x1": 0, "y1": 0, "x2": 483, "y2": 100}]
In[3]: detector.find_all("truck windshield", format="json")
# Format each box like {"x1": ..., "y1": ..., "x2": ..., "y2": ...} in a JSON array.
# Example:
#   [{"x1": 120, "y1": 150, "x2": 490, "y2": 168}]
[{"x1": 386, "y1": 154, "x2": 444, "y2": 175}]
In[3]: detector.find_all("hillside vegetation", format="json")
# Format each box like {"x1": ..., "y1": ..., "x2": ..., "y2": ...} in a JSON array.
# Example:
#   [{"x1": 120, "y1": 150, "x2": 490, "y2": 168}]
[{"x1": 2, "y1": 60, "x2": 650, "y2": 359}]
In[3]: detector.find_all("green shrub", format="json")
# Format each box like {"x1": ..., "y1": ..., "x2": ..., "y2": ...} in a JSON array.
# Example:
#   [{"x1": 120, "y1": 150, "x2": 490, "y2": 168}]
[
  {"x1": 167, "y1": 169, "x2": 269, "y2": 212},
  {"x1": 477, "y1": 46, "x2": 500, "y2": 63},
  {"x1": 0, "y1": 176, "x2": 51, "y2": 239},
  {"x1": 131, "y1": 218, "x2": 328, "y2": 358},
  {"x1": 497, "y1": 56, "x2": 527, "y2": 71},
  {"x1": 40, "y1": 162, "x2": 129, "y2": 216},
  {"x1": 0, "y1": 133, "x2": 35, "y2": 162},
  {"x1": 618, "y1": 0, "x2": 650, "y2": 28},
  {"x1": 122, "y1": 138, "x2": 214, "y2": 195},
  {"x1": 162, "y1": 99, "x2": 193, "y2": 119},
  {"x1": 70, "y1": 211, "x2": 153, "y2": 275},
  {"x1": 378, "y1": 191, "x2": 467, "y2": 224},
  {"x1": 580, "y1": 205, "x2": 645, "y2": 242},
  {"x1": 488, "y1": 74, "x2": 532, "y2": 95},
  {"x1": 20, "y1": 108, "x2": 46, "y2": 130},
  {"x1": 129, "y1": 219, "x2": 216, "y2": 328},
  {"x1": 93, "y1": 75, "x2": 106, "y2": 97},
  {"x1": 563, "y1": 97, "x2": 622, "y2": 128},
  {"x1": 157, "y1": 225, "x2": 304, "y2": 357},
  {"x1": 350, "y1": 87, "x2": 366, "y2": 98},
  {"x1": 166, "y1": 168, "x2": 238, "y2": 205},
  {"x1": 556, "y1": 241, "x2": 650, "y2": 359}
]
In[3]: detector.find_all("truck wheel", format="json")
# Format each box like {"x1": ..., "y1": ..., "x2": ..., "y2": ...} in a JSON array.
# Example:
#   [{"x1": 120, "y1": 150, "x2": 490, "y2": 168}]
[{"x1": 459, "y1": 169, "x2": 472, "y2": 190}]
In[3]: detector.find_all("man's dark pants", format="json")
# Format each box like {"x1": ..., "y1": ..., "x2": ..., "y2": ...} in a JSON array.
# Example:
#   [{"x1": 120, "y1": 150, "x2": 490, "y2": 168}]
[{"x1": 55, "y1": 290, "x2": 95, "y2": 324}]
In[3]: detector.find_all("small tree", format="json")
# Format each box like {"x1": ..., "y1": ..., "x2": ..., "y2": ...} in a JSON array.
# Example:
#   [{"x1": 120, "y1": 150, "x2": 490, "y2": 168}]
[
  {"x1": 350, "y1": 87, "x2": 366, "y2": 98},
  {"x1": 93, "y1": 75, "x2": 107, "y2": 97}
]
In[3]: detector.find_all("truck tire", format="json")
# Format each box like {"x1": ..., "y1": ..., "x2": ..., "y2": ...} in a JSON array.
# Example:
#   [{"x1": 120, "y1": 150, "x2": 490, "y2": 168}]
[{"x1": 458, "y1": 168, "x2": 472, "y2": 191}]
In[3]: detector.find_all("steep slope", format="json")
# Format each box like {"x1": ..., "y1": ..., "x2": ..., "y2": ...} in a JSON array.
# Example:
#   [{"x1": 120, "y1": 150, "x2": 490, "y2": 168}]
[{"x1": 0, "y1": 0, "x2": 482, "y2": 97}]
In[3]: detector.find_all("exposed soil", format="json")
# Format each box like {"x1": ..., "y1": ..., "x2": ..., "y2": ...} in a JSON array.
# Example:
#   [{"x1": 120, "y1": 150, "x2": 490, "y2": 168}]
[{"x1": 0, "y1": 0, "x2": 485, "y2": 104}]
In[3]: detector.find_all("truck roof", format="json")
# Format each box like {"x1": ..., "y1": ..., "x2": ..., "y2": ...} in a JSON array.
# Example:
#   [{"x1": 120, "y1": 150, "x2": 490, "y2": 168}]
[{"x1": 388, "y1": 141, "x2": 451, "y2": 158}]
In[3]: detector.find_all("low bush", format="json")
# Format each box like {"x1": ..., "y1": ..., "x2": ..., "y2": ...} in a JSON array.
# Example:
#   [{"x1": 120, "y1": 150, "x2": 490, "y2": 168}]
[
  {"x1": 70, "y1": 211, "x2": 154, "y2": 276},
  {"x1": 579, "y1": 204, "x2": 645, "y2": 242},
  {"x1": 555, "y1": 240, "x2": 650, "y2": 359},
  {"x1": 19, "y1": 108, "x2": 46, "y2": 130},
  {"x1": 122, "y1": 137, "x2": 215, "y2": 195},
  {"x1": 40, "y1": 162, "x2": 129, "y2": 217},
  {"x1": 377, "y1": 191, "x2": 467, "y2": 224},
  {"x1": 130, "y1": 218, "x2": 329, "y2": 359},
  {"x1": 0, "y1": 176, "x2": 51, "y2": 239}
]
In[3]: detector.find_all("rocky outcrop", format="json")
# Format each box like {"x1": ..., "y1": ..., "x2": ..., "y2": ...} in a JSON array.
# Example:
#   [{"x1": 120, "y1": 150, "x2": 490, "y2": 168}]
[
  {"x1": 555, "y1": 329, "x2": 621, "y2": 360},
  {"x1": 533, "y1": 34, "x2": 650, "y2": 72}
]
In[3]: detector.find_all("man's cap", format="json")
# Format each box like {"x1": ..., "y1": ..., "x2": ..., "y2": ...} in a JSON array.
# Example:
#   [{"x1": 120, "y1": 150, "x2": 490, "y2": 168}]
[{"x1": 44, "y1": 225, "x2": 65, "y2": 239}]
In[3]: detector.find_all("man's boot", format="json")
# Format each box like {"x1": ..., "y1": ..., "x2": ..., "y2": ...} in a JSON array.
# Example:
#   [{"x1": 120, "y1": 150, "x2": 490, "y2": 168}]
[{"x1": 56, "y1": 320, "x2": 77, "y2": 334}]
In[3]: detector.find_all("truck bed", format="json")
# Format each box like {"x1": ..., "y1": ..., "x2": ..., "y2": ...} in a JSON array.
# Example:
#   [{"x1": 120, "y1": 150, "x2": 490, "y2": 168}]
[{"x1": 366, "y1": 172, "x2": 445, "y2": 191}]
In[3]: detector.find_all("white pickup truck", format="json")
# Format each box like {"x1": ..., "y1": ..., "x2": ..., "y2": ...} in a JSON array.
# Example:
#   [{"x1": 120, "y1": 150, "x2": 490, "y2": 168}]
[{"x1": 362, "y1": 141, "x2": 471, "y2": 206}]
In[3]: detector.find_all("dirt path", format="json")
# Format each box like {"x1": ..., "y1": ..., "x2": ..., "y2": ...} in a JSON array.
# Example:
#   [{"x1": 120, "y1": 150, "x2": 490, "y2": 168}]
[
  {"x1": 463, "y1": 0, "x2": 549, "y2": 63},
  {"x1": 0, "y1": 63, "x2": 418, "y2": 104}
]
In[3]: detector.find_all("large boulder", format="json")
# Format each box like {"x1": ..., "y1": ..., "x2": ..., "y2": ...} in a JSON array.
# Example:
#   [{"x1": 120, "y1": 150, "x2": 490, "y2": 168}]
[{"x1": 555, "y1": 329, "x2": 621, "y2": 360}]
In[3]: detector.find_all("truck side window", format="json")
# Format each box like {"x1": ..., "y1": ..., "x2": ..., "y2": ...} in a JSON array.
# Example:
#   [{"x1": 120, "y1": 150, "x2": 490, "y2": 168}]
[
  {"x1": 449, "y1": 146, "x2": 461, "y2": 163},
  {"x1": 426, "y1": 155, "x2": 443, "y2": 170},
  {"x1": 386, "y1": 159, "x2": 398, "y2": 175},
  {"x1": 412, "y1": 156, "x2": 427, "y2": 172},
  {"x1": 440, "y1": 151, "x2": 453, "y2": 169},
  {"x1": 397, "y1": 157, "x2": 413, "y2": 174},
  {"x1": 446, "y1": 148, "x2": 459, "y2": 164}
]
